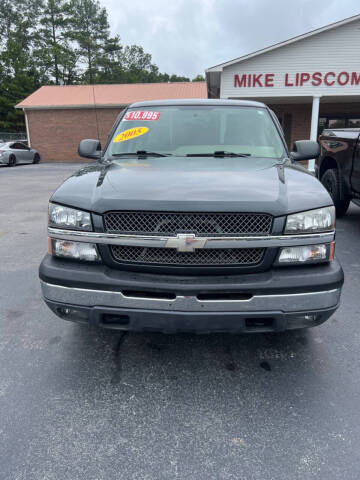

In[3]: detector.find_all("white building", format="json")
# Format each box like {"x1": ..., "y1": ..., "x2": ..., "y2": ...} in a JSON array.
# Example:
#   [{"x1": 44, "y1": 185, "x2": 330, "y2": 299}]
[{"x1": 206, "y1": 14, "x2": 360, "y2": 164}]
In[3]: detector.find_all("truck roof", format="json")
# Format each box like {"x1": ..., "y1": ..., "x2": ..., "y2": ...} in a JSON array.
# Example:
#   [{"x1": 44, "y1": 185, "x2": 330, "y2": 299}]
[
  {"x1": 321, "y1": 128, "x2": 360, "y2": 139},
  {"x1": 129, "y1": 98, "x2": 266, "y2": 108},
  {"x1": 323, "y1": 128, "x2": 360, "y2": 132}
]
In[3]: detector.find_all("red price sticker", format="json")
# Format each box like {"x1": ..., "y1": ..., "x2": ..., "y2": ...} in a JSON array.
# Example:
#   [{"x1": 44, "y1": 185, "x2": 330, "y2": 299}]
[{"x1": 124, "y1": 111, "x2": 160, "y2": 121}]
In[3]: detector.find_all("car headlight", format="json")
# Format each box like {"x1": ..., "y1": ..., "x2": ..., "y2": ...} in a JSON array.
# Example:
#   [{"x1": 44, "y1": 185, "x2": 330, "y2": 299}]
[
  {"x1": 49, "y1": 203, "x2": 92, "y2": 231},
  {"x1": 276, "y1": 243, "x2": 334, "y2": 265},
  {"x1": 285, "y1": 206, "x2": 335, "y2": 234},
  {"x1": 49, "y1": 239, "x2": 100, "y2": 262}
]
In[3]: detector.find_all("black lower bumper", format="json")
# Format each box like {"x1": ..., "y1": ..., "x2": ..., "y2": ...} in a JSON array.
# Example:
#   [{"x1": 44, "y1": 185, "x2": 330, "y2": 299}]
[
  {"x1": 39, "y1": 255, "x2": 344, "y2": 333},
  {"x1": 44, "y1": 299, "x2": 338, "y2": 333}
]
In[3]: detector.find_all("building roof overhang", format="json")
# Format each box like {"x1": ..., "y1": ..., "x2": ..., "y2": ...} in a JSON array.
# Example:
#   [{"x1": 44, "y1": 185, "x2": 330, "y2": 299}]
[{"x1": 226, "y1": 95, "x2": 360, "y2": 105}]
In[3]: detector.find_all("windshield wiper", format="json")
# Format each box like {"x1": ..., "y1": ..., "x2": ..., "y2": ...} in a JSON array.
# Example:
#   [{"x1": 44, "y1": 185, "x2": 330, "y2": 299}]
[
  {"x1": 186, "y1": 151, "x2": 251, "y2": 157},
  {"x1": 111, "y1": 151, "x2": 172, "y2": 158}
]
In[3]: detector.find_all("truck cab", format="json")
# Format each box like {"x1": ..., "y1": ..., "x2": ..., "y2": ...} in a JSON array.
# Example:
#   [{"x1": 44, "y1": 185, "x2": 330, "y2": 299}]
[{"x1": 39, "y1": 99, "x2": 344, "y2": 333}]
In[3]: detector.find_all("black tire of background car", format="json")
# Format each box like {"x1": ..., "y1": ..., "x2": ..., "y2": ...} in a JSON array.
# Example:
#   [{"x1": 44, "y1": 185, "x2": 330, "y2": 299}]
[
  {"x1": 8, "y1": 155, "x2": 16, "y2": 167},
  {"x1": 321, "y1": 168, "x2": 350, "y2": 218},
  {"x1": 33, "y1": 153, "x2": 40, "y2": 164}
]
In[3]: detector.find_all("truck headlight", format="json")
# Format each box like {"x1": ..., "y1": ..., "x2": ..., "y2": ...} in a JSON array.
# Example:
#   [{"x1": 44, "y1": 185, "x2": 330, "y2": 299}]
[
  {"x1": 50, "y1": 239, "x2": 100, "y2": 262},
  {"x1": 285, "y1": 206, "x2": 335, "y2": 234},
  {"x1": 49, "y1": 203, "x2": 92, "y2": 231},
  {"x1": 277, "y1": 243, "x2": 334, "y2": 265}
]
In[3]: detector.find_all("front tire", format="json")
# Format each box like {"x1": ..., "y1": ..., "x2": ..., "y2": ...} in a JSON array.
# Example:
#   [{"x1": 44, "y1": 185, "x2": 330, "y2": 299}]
[
  {"x1": 8, "y1": 155, "x2": 16, "y2": 167},
  {"x1": 321, "y1": 168, "x2": 350, "y2": 217},
  {"x1": 33, "y1": 153, "x2": 40, "y2": 164}
]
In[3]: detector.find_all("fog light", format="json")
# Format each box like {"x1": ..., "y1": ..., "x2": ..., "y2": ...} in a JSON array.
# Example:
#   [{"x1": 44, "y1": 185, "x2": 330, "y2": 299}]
[
  {"x1": 278, "y1": 244, "x2": 329, "y2": 264},
  {"x1": 51, "y1": 239, "x2": 100, "y2": 261},
  {"x1": 56, "y1": 307, "x2": 89, "y2": 323},
  {"x1": 287, "y1": 313, "x2": 318, "y2": 329}
]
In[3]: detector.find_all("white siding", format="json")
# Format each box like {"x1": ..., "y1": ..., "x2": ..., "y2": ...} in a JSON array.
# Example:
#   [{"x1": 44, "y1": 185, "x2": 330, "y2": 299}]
[{"x1": 221, "y1": 20, "x2": 360, "y2": 98}]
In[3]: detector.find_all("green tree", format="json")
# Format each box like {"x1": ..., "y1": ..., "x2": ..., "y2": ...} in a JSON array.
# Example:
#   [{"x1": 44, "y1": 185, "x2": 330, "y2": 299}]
[
  {"x1": 120, "y1": 45, "x2": 160, "y2": 83},
  {"x1": 156, "y1": 73, "x2": 190, "y2": 82},
  {"x1": 68, "y1": 0, "x2": 110, "y2": 83},
  {"x1": 35, "y1": 0, "x2": 78, "y2": 84},
  {"x1": 95, "y1": 35, "x2": 125, "y2": 83},
  {"x1": 96, "y1": 43, "x2": 157, "y2": 83},
  {"x1": 96, "y1": 43, "x2": 191, "y2": 84},
  {"x1": 169, "y1": 74, "x2": 190, "y2": 82},
  {"x1": 0, "y1": 0, "x2": 42, "y2": 131},
  {"x1": 192, "y1": 74, "x2": 205, "y2": 82}
]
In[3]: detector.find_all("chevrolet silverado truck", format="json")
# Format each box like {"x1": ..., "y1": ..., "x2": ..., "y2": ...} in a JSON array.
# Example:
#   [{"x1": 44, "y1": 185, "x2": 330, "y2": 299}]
[
  {"x1": 317, "y1": 128, "x2": 360, "y2": 217},
  {"x1": 39, "y1": 99, "x2": 344, "y2": 333}
]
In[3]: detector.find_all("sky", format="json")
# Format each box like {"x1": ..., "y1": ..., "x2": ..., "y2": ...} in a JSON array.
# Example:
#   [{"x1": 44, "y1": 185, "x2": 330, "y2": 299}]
[{"x1": 101, "y1": 0, "x2": 360, "y2": 79}]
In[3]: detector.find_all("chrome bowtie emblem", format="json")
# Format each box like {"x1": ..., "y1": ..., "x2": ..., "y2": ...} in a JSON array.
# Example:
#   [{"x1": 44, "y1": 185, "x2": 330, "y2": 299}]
[{"x1": 165, "y1": 233, "x2": 207, "y2": 252}]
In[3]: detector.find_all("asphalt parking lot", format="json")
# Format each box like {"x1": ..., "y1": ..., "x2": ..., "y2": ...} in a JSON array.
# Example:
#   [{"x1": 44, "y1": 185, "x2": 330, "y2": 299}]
[{"x1": 1, "y1": 162, "x2": 360, "y2": 480}]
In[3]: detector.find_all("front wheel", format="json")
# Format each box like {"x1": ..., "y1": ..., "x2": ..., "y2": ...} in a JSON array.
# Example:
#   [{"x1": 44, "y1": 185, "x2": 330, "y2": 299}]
[
  {"x1": 8, "y1": 155, "x2": 16, "y2": 167},
  {"x1": 33, "y1": 153, "x2": 40, "y2": 164},
  {"x1": 321, "y1": 168, "x2": 350, "y2": 217}
]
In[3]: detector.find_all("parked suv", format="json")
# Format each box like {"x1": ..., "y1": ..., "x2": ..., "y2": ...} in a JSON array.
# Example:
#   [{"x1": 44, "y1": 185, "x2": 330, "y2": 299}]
[
  {"x1": 39, "y1": 99, "x2": 343, "y2": 333},
  {"x1": 317, "y1": 128, "x2": 360, "y2": 217}
]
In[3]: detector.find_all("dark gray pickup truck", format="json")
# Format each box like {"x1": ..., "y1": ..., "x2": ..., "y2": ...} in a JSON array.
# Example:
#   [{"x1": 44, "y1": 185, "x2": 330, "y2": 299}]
[
  {"x1": 317, "y1": 128, "x2": 360, "y2": 217},
  {"x1": 39, "y1": 99, "x2": 343, "y2": 333}
]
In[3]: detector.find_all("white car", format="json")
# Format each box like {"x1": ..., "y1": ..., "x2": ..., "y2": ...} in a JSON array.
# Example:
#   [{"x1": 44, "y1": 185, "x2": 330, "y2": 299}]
[{"x1": 0, "y1": 141, "x2": 41, "y2": 166}]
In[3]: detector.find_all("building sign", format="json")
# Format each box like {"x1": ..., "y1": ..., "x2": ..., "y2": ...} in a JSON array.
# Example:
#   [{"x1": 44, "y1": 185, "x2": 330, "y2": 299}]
[{"x1": 234, "y1": 71, "x2": 360, "y2": 88}]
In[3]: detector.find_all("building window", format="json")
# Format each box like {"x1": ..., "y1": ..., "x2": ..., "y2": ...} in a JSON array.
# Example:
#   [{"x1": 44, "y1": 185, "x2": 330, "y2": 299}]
[
  {"x1": 318, "y1": 116, "x2": 360, "y2": 133},
  {"x1": 318, "y1": 117, "x2": 327, "y2": 135},
  {"x1": 328, "y1": 119, "x2": 346, "y2": 128},
  {"x1": 349, "y1": 119, "x2": 360, "y2": 127}
]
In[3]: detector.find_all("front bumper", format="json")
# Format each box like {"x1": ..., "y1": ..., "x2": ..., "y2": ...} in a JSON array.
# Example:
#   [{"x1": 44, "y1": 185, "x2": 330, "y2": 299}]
[{"x1": 39, "y1": 255, "x2": 344, "y2": 333}]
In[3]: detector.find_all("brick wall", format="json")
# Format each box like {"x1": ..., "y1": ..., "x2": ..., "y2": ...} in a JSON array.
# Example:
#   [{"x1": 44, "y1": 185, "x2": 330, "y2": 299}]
[
  {"x1": 26, "y1": 107, "x2": 123, "y2": 162},
  {"x1": 269, "y1": 103, "x2": 312, "y2": 148}
]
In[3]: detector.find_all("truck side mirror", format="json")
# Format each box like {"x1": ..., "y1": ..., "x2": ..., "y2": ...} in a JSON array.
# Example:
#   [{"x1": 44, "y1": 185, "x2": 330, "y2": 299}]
[
  {"x1": 291, "y1": 140, "x2": 320, "y2": 161},
  {"x1": 78, "y1": 139, "x2": 102, "y2": 159}
]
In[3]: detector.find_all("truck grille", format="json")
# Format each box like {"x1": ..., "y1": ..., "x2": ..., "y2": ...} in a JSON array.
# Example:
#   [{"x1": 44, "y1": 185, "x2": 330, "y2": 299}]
[
  {"x1": 111, "y1": 245, "x2": 265, "y2": 266},
  {"x1": 104, "y1": 211, "x2": 272, "y2": 236}
]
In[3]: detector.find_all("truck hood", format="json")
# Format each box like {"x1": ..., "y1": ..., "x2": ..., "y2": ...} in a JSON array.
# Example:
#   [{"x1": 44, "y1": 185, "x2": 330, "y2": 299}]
[{"x1": 51, "y1": 157, "x2": 333, "y2": 216}]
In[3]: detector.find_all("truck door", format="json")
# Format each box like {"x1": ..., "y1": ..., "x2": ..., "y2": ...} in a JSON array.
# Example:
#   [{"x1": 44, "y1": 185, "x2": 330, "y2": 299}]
[{"x1": 350, "y1": 134, "x2": 360, "y2": 193}]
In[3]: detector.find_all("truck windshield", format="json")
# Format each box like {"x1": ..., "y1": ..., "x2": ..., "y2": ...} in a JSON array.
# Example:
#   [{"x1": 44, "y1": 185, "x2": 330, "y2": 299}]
[{"x1": 106, "y1": 105, "x2": 285, "y2": 159}]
